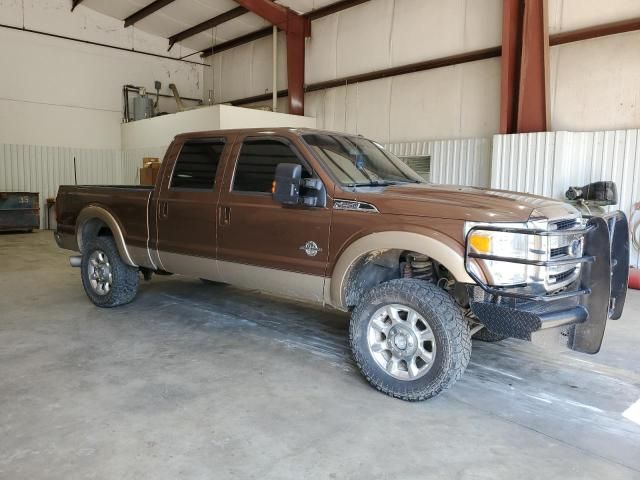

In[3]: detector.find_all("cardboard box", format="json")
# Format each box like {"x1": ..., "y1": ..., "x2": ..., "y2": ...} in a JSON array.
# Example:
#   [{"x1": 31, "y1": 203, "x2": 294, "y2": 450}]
[
  {"x1": 140, "y1": 161, "x2": 161, "y2": 186},
  {"x1": 142, "y1": 157, "x2": 160, "y2": 167}
]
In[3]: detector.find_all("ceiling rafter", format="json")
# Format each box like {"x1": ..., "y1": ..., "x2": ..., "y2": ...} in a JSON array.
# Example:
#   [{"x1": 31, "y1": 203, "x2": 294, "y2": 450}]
[
  {"x1": 124, "y1": 0, "x2": 177, "y2": 28},
  {"x1": 168, "y1": 6, "x2": 248, "y2": 51},
  {"x1": 70, "y1": 0, "x2": 85, "y2": 11},
  {"x1": 305, "y1": 0, "x2": 370, "y2": 21},
  {"x1": 200, "y1": 0, "x2": 371, "y2": 57},
  {"x1": 200, "y1": 26, "x2": 273, "y2": 57}
]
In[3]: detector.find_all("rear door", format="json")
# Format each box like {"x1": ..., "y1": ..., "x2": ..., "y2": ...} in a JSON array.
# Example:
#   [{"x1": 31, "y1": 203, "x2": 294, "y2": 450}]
[
  {"x1": 154, "y1": 137, "x2": 229, "y2": 277},
  {"x1": 217, "y1": 135, "x2": 332, "y2": 303}
]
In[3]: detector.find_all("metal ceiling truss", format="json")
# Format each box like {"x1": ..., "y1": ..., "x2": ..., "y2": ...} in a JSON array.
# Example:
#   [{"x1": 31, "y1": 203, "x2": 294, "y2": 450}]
[
  {"x1": 168, "y1": 6, "x2": 249, "y2": 51},
  {"x1": 124, "y1": 0, "x2": 177, "y2": 28}
]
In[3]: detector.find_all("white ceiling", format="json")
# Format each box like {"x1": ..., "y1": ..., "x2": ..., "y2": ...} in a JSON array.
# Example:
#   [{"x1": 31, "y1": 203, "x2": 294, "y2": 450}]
[{"x1": 81, "y1": 0, "x2": 338, "y2": 53}]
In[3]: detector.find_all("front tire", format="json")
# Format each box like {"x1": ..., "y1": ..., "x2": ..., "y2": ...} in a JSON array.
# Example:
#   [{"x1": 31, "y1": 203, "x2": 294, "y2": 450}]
[
  {"x1": 350, "y1": 279, "x2": 471, "y2": 401},
  {"x1": 472, "y1": 328, "x2": 508, "y2": 343},
  {"x1": 80, "y1": 236, "x2": 139, "y2": 307}
]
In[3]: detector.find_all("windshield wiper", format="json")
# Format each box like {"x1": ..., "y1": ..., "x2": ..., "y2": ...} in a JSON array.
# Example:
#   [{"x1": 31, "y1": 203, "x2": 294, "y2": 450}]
[
  {"x1": 345, "y1": 179, "x2": 422, "y2": 187},
  {"x1": 345, "y1": 181, "x2": 400, "y2": 187}
]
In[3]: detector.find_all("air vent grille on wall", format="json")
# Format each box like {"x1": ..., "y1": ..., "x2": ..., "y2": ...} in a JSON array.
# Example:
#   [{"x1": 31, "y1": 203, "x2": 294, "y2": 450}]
[{"x1": 400, "y1": 156, "x2": 431, "y2": 182}]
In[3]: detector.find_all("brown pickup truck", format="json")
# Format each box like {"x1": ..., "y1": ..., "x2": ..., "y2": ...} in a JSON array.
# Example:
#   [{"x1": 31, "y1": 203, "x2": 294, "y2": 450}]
[{"x1": 55, "y1": 128, "x2": 629, "y2": 401}]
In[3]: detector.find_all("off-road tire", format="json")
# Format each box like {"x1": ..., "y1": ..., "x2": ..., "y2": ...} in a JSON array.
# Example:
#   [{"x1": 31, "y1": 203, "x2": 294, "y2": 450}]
[
  {"x1": 81, "y1": 236, "x2": 139, "y2": 307},
  {"x1": 350, "y1": 279, "x2": 471, "y2": 401},
  {"x1": 472, "y1": 328, "x2": 508, "y2": 343}
]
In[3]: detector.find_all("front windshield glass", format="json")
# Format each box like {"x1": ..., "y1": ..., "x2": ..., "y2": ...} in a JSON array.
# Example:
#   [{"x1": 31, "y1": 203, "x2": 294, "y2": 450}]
[{"x1": 302, "y1": 133, "x2": 425, "y2": 186}]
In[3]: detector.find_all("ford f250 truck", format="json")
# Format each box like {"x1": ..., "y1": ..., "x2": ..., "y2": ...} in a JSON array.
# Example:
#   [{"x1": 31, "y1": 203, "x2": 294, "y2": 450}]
[{"x1": 55, "y1": 128, "x2": 630, "y2": 401}]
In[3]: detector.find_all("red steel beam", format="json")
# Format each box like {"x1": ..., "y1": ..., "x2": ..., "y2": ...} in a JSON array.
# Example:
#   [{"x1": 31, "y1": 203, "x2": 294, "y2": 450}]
[
  {"x1": 234, "y1": 0, "x2": 310, "y2": 115},
  {"x1": 499, "y1": 0, "x2": 523, "y2": 134},
  {"x1": 286, "y1": 14, "x2": 307, "y2": 115},
  {"x1": 500, "y1": 0, "x2": 549, "y2": 134},
  {"x1": 550, "y1": 16, "x2": 640, "y2": 45},
  {"x1": 124, "y1": 0, "x2": 176, "y2": 28},
  {"x1": 200, "y1": 0, "x2": 370, "y2": 56},
  {"x1": 234, "y1": 0, "x2": 290, "y2": 30},
  {"x1": 516, "y1": 0, "x2": 549, "y2": 133}
]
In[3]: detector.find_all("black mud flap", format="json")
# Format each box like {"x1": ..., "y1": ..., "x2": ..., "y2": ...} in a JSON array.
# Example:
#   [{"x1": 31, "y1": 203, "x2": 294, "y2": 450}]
[
  {"x1": 607, "y1": 211, "x2": 629, "y2": 320},
  {"x1": 570, "y1": 216, "x2": 611, "y2": 354},
  {"x1": 570, "y1": 212, "x2": 628, "y2": 353}
]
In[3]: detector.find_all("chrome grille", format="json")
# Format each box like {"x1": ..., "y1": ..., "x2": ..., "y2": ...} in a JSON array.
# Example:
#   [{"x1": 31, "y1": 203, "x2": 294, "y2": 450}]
[
  {"x1": 544, "y1": 215, "x2": 583, "y2": 291},
  {"x1": 550, "y1": 218, "x2": 580, "y2": 231},
  {"x1": 549, "y1": 267, "x2": 577, "y2": 283},
  {"x1": 550, "y1": 246, "x2": 569, "y2": 257}
]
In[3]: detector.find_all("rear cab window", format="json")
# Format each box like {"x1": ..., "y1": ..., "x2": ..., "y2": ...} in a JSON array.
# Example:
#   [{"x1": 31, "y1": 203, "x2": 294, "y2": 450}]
[{"x1": 170, "y1": 138, "x2": 226, "y2": 190}]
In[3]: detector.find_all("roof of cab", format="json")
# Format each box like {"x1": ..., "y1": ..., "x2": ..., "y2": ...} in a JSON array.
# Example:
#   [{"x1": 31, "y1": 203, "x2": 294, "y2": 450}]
[{"x1": 173, "y1": 127, "x2": 359, "y2": 141}]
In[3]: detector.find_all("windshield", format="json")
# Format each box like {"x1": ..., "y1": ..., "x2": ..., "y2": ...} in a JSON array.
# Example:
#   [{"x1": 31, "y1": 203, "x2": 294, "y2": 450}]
[{"x1": 302, "y1": 133, "x2": 425, "y2": 187}]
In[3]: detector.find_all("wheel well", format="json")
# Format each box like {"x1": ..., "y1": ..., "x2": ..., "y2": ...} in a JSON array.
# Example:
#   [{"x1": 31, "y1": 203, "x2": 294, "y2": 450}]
[
  {"x1": 343, "y1": 249, "x2": 456, "y2": 309},
  {"x1": 78, "y1": 218, "x2": 113, "y2": 252}
]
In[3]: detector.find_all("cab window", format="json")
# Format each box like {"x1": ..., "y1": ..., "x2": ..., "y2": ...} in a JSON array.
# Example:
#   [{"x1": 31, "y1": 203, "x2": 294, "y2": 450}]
[
  {"x1": 170, "y1": 139, "x2": 225, "y2": 190},
  {"x1": 232, "y1": 139, "x2": 309, "y2": 193}
]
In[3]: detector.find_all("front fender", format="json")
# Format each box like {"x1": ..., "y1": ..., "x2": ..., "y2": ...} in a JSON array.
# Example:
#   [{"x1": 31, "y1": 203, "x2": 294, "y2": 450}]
[{"x1": 328, "y1": 230, "x2": 484, "y2": 310}]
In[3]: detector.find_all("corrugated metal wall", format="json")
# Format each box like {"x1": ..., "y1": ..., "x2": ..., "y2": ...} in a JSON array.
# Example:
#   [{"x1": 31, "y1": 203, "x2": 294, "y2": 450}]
[
  {"x1": 492, "y1": 130, "x2": 640, "y2": 212},
  {"x1": 493, "y1": 129, "x2": 640, "y2": 263},
  {"x1": 0, "y1": 144, "x2": 170, "y2": 229},
  {"x1": 386, "y1": 137, "x2": 492, "y2": 187}
]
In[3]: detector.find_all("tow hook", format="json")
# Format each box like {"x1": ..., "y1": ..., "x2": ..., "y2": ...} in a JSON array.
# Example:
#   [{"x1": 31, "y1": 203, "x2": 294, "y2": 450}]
[{"x1": 69, "y1": 255, "x2": 82, "y2": 267}]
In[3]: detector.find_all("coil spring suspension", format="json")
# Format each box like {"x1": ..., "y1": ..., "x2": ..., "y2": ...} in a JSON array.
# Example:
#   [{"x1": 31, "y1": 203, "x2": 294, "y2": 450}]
[{"x1": 403, "y1": 254, "x2": 434, "y2": 281}]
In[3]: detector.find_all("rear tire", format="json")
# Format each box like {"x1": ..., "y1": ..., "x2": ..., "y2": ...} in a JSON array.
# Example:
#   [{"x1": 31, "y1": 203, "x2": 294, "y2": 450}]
[
  {"x1": 350, "y1": 279, "x2": 471, "y2": 401},
  {"x1": 81, "y1": 236, "x2": 139, "y2": 307}
]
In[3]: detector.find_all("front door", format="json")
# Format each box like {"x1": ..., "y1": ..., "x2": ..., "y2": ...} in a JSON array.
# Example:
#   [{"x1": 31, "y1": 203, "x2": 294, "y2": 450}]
[
  {"x1": 217, "y1": 135, "x2": 332, "y2": 303},
  {"x1": 155, "y1": 137, "x2": 229, "y2": 278}
]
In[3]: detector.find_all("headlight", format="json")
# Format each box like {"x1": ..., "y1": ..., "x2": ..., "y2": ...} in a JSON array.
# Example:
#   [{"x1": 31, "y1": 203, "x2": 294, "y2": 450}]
[{"x1": 465, "y1": 221, "x2": 531, "y2": 286}]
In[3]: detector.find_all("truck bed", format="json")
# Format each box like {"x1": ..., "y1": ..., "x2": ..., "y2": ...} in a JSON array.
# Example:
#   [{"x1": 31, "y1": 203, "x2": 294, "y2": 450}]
[{"x1": 56, "y1": 185, "x2": 153, "y2": 253}]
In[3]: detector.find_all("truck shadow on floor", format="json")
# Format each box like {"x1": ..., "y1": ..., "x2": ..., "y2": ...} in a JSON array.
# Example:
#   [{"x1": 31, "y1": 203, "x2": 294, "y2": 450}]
[{"x1": 129, "y1": 277, "x2": 640, "y2": 471}]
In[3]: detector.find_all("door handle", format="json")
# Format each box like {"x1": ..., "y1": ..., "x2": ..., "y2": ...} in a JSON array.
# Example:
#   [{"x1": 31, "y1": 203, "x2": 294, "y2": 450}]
[
  {"x1": 220, "y1": 206, "x2": 231, "y2": 225},
  {"x1": 159, "y1": 201, "x2": 169, "y2": 219}
]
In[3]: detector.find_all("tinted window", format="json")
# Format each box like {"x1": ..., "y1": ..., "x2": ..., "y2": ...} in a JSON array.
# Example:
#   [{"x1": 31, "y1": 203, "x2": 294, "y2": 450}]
[
  {"x1": 170, "y1": 140, "x2": 225, "y2": 190},
  {"x1": 233, "y1": 139, "x2": 307, "y2": 193}
]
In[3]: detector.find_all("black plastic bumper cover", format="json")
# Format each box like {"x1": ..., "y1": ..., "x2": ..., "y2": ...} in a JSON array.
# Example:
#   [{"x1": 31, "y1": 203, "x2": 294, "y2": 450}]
[{"x1": 467, "y1": 211, "x2": 629, "y2": 354}]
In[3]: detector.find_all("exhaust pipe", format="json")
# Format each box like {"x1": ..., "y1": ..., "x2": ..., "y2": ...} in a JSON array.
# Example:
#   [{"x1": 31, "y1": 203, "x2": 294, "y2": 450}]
[{"x1": 69, "y1": 255, "x2": 82, "y2": 267}]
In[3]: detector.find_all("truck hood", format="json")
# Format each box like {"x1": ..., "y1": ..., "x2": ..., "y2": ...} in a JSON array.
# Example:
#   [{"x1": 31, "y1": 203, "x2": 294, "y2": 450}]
[{"x1": 354, "y1": 183, "x2": 578, "y2": 222}]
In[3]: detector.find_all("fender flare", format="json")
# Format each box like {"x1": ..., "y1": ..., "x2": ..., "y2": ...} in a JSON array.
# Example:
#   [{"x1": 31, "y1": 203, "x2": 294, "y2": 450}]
[
  {"x1": 76, "y1": 205, "x2": 137, "y2": 267},
  {"x1": 328, "y1": 230, "x2": 484, "y2": 310}
]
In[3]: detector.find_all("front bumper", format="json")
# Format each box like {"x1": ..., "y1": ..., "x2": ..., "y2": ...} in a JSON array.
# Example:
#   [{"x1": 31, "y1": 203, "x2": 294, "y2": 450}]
[{"x1": 464, "y1": 211, "x2": 629, "y2": 354}]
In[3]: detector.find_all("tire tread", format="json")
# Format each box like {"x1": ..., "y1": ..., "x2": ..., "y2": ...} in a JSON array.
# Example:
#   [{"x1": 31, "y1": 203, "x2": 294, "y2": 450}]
[{"x1": 349, "y1": 279, "x2": 471, "y2": 401}]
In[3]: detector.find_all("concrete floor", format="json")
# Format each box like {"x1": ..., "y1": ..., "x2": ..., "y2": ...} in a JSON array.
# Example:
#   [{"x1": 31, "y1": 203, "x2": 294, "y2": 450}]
[{"x1": 1, "y1": 231, "x2": 640, "y2": 480}]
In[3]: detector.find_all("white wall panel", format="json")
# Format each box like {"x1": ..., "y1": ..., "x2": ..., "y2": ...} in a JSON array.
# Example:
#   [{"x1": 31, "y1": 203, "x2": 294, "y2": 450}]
[
  {"x1": 492, "y1": 130, "x2": 640, "y2": 262},
  {"x1": 335, "y1": 0, "x2": 394, "y2": 77},
  {"x1": 0, "y1": 144, "x2": 129, "y2": 229},
  {"x1": 386, "y1": 137, "x2": 492, "y2": 187},
  {"x1": 0, "y1": 0, "x2": 204, "y2": 149},
  {"x1": 548, "y1": 0, "x2": 640, "y2": 34},
  {"x1": 550, "y1": 31, "x2": 640, "y2": 132},
  {"x1": 305, "y1": 14, "x2": 339, "y2": 84}
]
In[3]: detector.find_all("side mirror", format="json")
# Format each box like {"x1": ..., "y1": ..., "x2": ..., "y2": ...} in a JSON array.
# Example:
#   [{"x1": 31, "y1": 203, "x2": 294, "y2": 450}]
[{"x1": 273, "y1": 163, "x2": 302, "y2": 205}]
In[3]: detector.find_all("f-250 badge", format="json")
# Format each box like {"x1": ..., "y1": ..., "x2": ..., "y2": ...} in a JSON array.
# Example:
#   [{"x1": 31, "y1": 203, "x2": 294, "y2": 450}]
[{"x1": 300, "y1": 241, "x2": 322, "y2": 257}]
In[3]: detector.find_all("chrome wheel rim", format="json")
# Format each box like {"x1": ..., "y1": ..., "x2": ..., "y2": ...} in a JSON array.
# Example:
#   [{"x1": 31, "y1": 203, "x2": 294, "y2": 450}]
[
  {"x1": 367, "y1": 304, "x2": 437, "y2": 381},
  {"x1": 87, "y1": 250, "x2": 112, "y2": 296}
]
